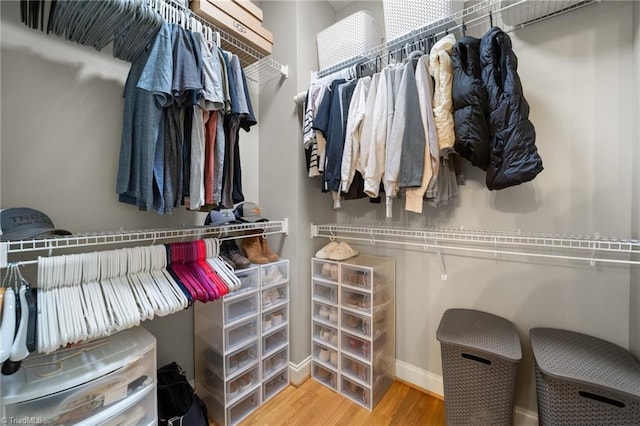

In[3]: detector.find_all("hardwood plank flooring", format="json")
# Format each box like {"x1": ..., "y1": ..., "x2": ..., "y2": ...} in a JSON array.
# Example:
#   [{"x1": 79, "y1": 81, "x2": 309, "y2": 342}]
[{"x1": 228, "y1": 379, "x2": 445, "y2": 426}]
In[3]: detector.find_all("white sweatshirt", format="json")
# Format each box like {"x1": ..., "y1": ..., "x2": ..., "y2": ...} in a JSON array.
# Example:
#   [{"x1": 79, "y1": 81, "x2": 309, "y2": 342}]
[
  {"x1": 429, "y1": 34, "x2": 456, "y2": 157},
  {"x1": 405, "y1": 55, "x2": 437, "y2": 214},
  {"x1": 341, "y1": 77, "x2": 371, "y2": 193}
]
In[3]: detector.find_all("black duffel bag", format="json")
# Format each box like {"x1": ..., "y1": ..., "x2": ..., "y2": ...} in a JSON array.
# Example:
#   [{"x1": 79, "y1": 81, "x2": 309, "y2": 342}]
[{"x1": 157, "y1": 362, "x2": 209, "y2": 426}]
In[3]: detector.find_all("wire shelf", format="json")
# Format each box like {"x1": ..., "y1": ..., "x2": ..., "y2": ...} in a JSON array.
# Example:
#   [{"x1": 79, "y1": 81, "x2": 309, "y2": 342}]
[
  {"x1": 162, "y1": 0, "x2": 287, "y2": 82},
  {"x1": 315, "y1": 0, "x2": 599, "y2": 79},
  {"x1": 0, "y1": 220, "x2": 288, "y2": 268},
  {"x1": 311, "y1": 223, "x2": 640, "y2": 267}
]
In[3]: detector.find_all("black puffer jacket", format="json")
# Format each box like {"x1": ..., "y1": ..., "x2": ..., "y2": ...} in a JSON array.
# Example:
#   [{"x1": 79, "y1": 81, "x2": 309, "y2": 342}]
[
  {"x1": 480, "y1": 27, "x2": 543, "y2": 190},
  {"x1": 452, "y1": 36, "x2": 490, "y2": 170}
]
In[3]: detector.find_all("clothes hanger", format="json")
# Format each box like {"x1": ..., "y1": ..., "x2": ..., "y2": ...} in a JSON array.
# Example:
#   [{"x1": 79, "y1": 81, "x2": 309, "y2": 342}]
[
  {"x1": 155, "y1": 244, "x2": 188, "y2": 311},
  {"x1": 9, "y1": 269, "x2": 32, "y2": 363},
  {"x1": 71, "y1": 253, "x2": 90, "y2": 342},
  {"x1": 0, "y1": 265, "x2": 18, "y2": 363},
  {"x1": 77, "y1": 253, "x2": 97, "y2": 339},
  {"x1": 86, "y1": 251, "x2": 109, "y2": 338}
]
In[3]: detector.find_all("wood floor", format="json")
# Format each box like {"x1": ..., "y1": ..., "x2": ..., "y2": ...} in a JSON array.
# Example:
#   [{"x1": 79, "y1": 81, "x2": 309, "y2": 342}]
[{"x1": 236, "y1": 378, "x2": 445, "y2": 426}]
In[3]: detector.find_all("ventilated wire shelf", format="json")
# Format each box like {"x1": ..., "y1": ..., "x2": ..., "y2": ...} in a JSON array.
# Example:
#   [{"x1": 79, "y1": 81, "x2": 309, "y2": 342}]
[
  {"x1": 311, "y1": 223, "x2": 640, "y2": 266},
  {"x1": 0, "y1": 220, "x2": 288, "y2": 268},
  {"x1": 245, "y1": 57, "x2": 289, "y2": 84},
  {"x1": 315, "y1": 0, "x2": 599, "y2": 79}
]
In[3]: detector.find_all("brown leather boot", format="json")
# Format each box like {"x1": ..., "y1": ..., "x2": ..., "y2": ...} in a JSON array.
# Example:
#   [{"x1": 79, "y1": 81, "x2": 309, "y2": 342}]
[
  {"x1": 260, "y1": 236, "x2": 280, "y2": 262},
  {"x1": 242, "y1": 236, "x2": 269, "y2": 264}
]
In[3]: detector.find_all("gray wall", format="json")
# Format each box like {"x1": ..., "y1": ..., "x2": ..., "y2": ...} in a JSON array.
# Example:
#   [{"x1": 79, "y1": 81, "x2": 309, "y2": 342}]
[
  {"x1": 0, "y1": 0, "x2": 262, "y2": 380},
  {"x1": 274, "y1": 0, "x2": 636, "y2": 416},
  {"x1": 630, "y1": 1, "x2": 640, "y2": 358},
  {"x1": 258, "y1": 0, "x2": 337, "y2": 367}
]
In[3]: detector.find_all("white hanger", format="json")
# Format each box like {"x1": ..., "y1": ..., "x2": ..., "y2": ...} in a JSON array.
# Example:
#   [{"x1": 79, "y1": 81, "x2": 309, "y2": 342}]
[
  {"x1": 129, "y1": 247, "x2": 155, "y2": 321},
  {"x1": 71, "y1": 253, "x2": 89, "y2": 343},
  {"x1": 0, "y1": 266, "x2": 17, "y2": 363},
  {"x1": 77, "y1": 253, "x2": 97, "y2": 339},
  {"x1": 85, "y1": 252, "x2": 109, "y2": 338},
  {"x1": 10, "y1": 276, "x2": 30, "y2": 362},
  {"x1": 143, "y1": 245, "x2": 172, "y2": 316}
]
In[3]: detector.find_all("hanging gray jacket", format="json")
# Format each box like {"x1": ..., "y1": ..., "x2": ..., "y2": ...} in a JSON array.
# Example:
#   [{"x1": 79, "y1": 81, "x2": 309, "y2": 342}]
[
  {"x1": 480, "y1": 27, "x2": 543, "y2": 190},
  {"x1": 452, "y1": 36, "x2": 490, "y2": 170}
]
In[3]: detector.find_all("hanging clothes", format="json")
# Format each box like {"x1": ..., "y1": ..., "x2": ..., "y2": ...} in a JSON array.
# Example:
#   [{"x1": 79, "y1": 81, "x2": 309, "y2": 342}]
[
  {"x1": 480, "y1": 27, "x2": 543, "y2": 190},
  {"x1": 451, "y1": 36, "x2": 491, "y2": 171},
  {"x1": 117, "y1": 22, "x2": 172, "y2": 212}
]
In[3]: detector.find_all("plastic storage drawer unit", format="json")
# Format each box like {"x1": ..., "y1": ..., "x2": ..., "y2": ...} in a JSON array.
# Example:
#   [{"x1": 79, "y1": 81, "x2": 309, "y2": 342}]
[
  {"x1": 436, "y1": 308, "x2": 522, "y2": 426},
  {"x1": 530, "y1": 327, "x2": 640, "y2": 426}
]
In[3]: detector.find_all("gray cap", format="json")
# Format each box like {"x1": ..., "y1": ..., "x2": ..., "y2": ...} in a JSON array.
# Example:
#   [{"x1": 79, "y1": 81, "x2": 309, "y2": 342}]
[{"x1": 1, "y1": 208, "x2": 71, "y2": 241}]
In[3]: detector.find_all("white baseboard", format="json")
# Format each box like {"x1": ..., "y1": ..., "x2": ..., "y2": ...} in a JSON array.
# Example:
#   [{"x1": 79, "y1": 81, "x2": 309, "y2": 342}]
[
  {"x1": 396, "y1": 359, "x2": 444, "y2": 395},
  {"x1": 289, "y1": 356, "x2": 311, "y2": 386},
  {"x1": 395, "y1": 360, "x2": 538, "y2": 426}
]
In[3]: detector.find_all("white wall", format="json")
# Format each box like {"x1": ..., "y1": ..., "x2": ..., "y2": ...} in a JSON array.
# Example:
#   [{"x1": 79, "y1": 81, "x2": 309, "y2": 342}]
[{"x1": 0, "y1": 0, "x2": 261, "y2": 380}]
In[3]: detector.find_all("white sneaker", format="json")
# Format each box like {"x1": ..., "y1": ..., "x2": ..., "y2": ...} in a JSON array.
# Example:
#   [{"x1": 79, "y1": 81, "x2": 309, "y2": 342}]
[
  {"x1": 328, "y1": 242, "x2": 359, "y2": 261},
  {"x1": 315, "y1": 241, "x2": 339, "y2": 259}
]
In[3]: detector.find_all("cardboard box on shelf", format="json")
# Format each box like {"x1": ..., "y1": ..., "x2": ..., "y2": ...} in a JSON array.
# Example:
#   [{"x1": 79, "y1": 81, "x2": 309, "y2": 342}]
[
  {"x1": 190, "y1": 0, "x2": 273, "y2": 57},
  {"x1": 233, "y1": 0, "x2": 263, "y2": 21}
]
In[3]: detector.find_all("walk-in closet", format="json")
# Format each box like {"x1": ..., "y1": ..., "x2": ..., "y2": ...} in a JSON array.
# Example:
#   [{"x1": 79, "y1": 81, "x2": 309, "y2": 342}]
[{"x1": 1, "y1": 0, "x2": 640, "y2": 425}]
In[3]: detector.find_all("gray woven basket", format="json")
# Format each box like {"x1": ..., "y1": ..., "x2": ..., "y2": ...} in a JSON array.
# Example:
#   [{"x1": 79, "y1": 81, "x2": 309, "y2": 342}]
[
  {"x1": 531, "y1": 328, "x2": 640, "y2": 426},
  {"x1": 437, "y1": 309, "x2": 522, "y2": 426}
]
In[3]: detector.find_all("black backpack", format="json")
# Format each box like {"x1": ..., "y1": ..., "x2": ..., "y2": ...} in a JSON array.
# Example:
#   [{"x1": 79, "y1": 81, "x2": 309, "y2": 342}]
[{"x1": 157, "y1": 362, "x2": 209, "y2": 426}]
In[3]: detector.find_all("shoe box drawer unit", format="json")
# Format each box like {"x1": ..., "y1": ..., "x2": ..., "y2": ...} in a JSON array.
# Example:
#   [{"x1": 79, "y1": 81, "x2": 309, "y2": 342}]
[
  {"x1": 313, "y1": 279, "x2": 339, "y2": 305},
  {"x1": 313, "y1": 300, "x2": 339, "y2": 327},
  {"x1": 197, "y1": 337, "x2": 260, "y2": 383},
  {"x1": 312, "y1": 258, "x2": 340, "y2": 283},
  {"x1": 263, "y1": 326, "x2": 289, "y2": 358},
  {"x1": 313, "y1": 322, "x2": 339, "y2": 349},
  {"x1": 261, "y1": 282, "x2": 289, "y2": 310},
  {"x1": 2, "y1": 328, "x2": 157, "y2": 426},
  {"x1": 342, "y1": 310, "x2": 371, "y2": 339},
  {"x1": 232, "y1": 265, "x2": 260, "y2": 296},
  {"x1": 223, "y1": 291, "x2": 260, "y2": 326},
  {"x1": 313, "y1": 341, "x2": 339, "y2": 371},
  {"x1": 262, "y1": 304, "x2": 288, "y2": 335},
  {"x1": 263, "y1": 367, "x2": 289, "y2": 402},
  {"x1": 260, "y1": 259, "x2": 289, "y2": 288},
  {"x1": 312, "y1": 362, "x2": 339, "y2": 392},
  {"x1": 341, "y1": 376, "x2": 371, "y2": 410},
  {"x1": 310, "y1": 254, "x2": 395, "y2": 411},
  {"x1": 263, "y1": 347, "x2": 288, "y2": 380},
  {"x1": 195, "y1": 259, "x2": 290, "y2": 426},
  {"x1": 341, "y1": 353, "x2": 371, "y2": 386},
  {"x1": 341, "y1": 286, "x2": 392, "y2": 316},
  {"x1": 340, "y1": 254, "x2": 395, "y2": 291},
  {"x1": 226, "y1": 363, "x2": 260, "y2": 405}
]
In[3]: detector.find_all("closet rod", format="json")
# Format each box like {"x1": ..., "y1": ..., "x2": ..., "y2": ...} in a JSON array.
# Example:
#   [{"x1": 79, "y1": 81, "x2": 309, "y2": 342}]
[
  {"x1": 315, "y1": 0, "x2": 600, "y2": 79},
  {"x1": 160, "y1": 0, "x2": 288, "y2": 82},
  {"x1": 310, "y1": 223, "x2": 640, "y2": 266},
  {"x1": 0, "y1": 219, "x2": 288, "y2": 268}
]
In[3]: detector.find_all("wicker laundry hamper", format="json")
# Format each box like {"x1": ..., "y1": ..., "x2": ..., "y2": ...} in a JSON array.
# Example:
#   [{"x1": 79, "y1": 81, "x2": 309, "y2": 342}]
[
  {"x1": 316, "y1": 10, "x2": 383, "y2": 70},
  {"x1": 530, "y1": 328, "x2": 640, "y2": 426},
  {"x1": 436, "y1": 308, "x2": 522, "y2": 426}
]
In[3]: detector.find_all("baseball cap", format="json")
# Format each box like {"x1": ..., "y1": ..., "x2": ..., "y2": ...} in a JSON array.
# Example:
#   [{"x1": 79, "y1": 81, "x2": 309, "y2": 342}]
[
  {"x1": 205, "y1": 209, "x2": 241, "y2": 226},
  {"x1": 233, "y1": 201, "x2": 268, "y2": 223},
  {"x1": 0, "y1": 208, "x2": 71, "y2": 241}
]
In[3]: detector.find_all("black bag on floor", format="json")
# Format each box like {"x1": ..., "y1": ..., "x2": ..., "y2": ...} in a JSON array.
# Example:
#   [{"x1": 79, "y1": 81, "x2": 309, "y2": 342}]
[{"x1": 157, "y1": 362, "x2": 209, "y2": 426}]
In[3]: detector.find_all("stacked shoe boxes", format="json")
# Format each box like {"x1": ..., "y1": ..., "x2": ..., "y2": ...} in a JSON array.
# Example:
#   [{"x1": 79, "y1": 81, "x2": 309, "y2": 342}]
[
  {"x1": 311, "y1": 254, "x2": 396, "y2": 410},
  {"x1": 195, "y1": 259, "x2": 290, "y2": 426}
]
